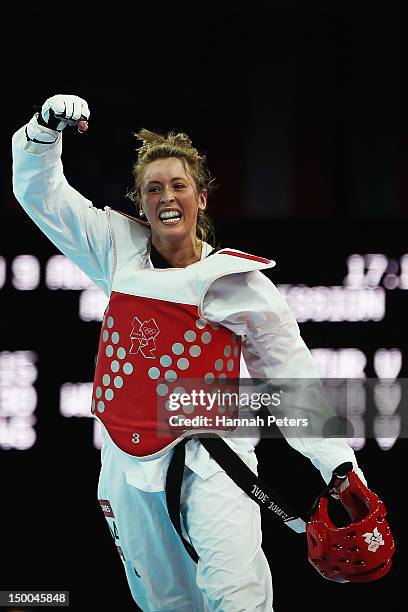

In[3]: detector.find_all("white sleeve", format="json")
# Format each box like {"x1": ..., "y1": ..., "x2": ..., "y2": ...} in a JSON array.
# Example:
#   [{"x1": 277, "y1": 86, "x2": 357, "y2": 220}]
[
  {"x1": 202, "y1": 270, "x2": 367, "y2": 485},
  {"x1": 12, "y1": 115, "x2": 112, "y2": 295}
]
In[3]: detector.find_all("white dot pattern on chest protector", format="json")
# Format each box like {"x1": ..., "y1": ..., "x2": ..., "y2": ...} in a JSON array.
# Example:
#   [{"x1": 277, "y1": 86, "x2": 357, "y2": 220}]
[
  {"x1": 105, "y1": 388, "x2": 114, "y2": 401},
  {"x1": 110, "y1": 360, "x2": 120, "y2": 373},
  {"x1": 172, "y1": 343, "x2": 184, "y2": 355},
  {"x1": 165, "y1": 370, "x2": 177, "y2": 382},
  {"x1": 201, "y1": 332, "x2": 212, "y2": 344},
  {"x1": 123, "y1": 362, "x2": 133, "y2": 375},
  {"x1": 189, "y1": 345, "x2": 201, "y2": 357},
  {"x1": 184, "y1": 330, "x2": 196, "y2": 342},
  {"x1": 165, "y1": 399, "x2": 177, "y2": 411},
  {"x1": 215, "y1": 359, "x2": 224, "y2": 371},
  {"x1": 93, "y1": 311, "x2": 136, "y2": 417},
  {"x1": 114, "y1": 376, "x2": 123, "y2": 388},
  {"x1": 94, "y1": 304, "x2": 241, "y2": 427},
  {"x1": 156, "y1": 383, "x2": 168, "y2": 397},
  {"x1": 160, "y1": 355, "x2": 172, "y2": 367},
  {"x1": 177, "y1": 358, "x2": 189, "y2": 370},
  {"x1": 183, "y1": 404, "x2": 195, "y2": 414},
  {"x1": 148, "y1": 367, "x2": 161, "y2": 380}
]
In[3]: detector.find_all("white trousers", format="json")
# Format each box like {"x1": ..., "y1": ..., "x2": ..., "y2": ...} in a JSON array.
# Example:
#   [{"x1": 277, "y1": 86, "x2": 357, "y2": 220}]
[{"x1": 97, "y1": 442, "x2": 273, "y2": 611}]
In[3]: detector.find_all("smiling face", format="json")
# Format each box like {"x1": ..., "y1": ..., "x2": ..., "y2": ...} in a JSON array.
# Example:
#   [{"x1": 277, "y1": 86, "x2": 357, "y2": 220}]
[{"x1": 140, "y1": 157, "x2": 207, "y2": 247}]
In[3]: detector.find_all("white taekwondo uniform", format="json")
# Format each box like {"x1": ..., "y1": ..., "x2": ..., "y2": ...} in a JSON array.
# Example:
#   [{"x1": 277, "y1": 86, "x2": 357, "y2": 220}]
[{"x1": 12, "y1": 115, "x2": 365, "y2": 612}]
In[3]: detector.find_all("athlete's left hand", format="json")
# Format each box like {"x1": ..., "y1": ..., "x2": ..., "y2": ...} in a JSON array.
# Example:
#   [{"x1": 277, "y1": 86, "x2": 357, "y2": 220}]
[{"x1": 329, "y1": 477, "x2": 343, "y2": 499}]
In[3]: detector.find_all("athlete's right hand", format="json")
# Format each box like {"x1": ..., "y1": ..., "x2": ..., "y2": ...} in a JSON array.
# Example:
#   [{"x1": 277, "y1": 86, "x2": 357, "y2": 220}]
[{"x1": 37, "y1": 94, "x2": 90, "y2": 133}]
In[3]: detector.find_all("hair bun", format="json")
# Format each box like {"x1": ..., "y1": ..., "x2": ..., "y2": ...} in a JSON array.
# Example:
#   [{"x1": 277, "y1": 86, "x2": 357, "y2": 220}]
[
  {"x1": 171, "y1": 132, "x2": 192, "y2": 148},
  {"x1": 133, "y1": 128, "x2": 197, "y2": 163}
]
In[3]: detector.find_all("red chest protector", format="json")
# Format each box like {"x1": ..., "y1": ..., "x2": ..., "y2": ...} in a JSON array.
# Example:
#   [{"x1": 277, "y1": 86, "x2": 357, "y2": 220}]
[
  {"x1": 92, "y1": 290, "x2": 244, "y2": 455},
  {"x1": 90, "y1": 212, "x2": 275, "y2": 457}
]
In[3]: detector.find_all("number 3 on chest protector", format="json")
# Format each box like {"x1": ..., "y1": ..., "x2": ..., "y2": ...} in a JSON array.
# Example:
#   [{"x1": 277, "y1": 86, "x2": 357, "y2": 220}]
[{"x1": 132, "y1": 433, "x2": 141, "y2": 444}]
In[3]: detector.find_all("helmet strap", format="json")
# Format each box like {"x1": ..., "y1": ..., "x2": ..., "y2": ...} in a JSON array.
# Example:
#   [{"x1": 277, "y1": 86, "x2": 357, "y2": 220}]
[{"x1": 307, "y1": 461, "x2": 353, "y2": 518}]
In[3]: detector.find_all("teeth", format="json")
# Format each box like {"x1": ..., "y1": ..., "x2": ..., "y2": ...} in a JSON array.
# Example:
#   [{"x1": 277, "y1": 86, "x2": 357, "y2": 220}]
[
  {"x1": 159, "y1": 210, "x2": 182, "y2": 224},
  {"x1": 159, "y1": 210, "x2": 182, "y2": 220},
  {"x1": 162, "y1": 218, "x2": 181, "y2": 224}
]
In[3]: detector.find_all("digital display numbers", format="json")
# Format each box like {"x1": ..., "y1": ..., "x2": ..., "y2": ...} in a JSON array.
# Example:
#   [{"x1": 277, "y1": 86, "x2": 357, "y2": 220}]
[
  {"x1": 0, "y1": 351, "x2": 38, "y2": 450},
  {"x1": 1, "y1": 253, "x2": 405, "y2": 452}
]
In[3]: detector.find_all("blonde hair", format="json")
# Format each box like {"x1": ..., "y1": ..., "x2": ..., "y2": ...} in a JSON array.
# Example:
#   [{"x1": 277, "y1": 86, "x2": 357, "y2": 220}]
[{"x1": 126, "y1": 128, "x2": 217, "y2": 245}]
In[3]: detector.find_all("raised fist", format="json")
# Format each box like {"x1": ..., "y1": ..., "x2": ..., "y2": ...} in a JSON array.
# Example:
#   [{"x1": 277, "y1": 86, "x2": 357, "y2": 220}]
[{"x1": 38, "y1": 94, "x2": 90, "y2": 132}]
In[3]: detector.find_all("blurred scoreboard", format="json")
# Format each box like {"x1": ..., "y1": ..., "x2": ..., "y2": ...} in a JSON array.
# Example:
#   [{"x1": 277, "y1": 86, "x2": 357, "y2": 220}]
[{"x1": 1, "y1": 250, "x2": 407, "y2": 453}]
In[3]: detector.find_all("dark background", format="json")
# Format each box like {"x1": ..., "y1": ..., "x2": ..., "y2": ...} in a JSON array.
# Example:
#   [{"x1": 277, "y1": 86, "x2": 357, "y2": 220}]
[{"x1": 1, "y1": 4, "x2": 407, "y2": 611}]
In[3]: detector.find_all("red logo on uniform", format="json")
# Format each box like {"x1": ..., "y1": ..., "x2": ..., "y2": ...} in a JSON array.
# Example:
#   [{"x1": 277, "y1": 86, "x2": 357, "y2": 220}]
[
  {"x1": 99, "y1": 499, "x2": 115, "y2": 518},
  {"x1": 130, "y1": 316, "x2": 160, "y2": 359}
]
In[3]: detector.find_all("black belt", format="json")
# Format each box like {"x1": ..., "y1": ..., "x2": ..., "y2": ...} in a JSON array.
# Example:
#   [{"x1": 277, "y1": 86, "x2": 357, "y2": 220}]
[{"x1": 165, "y1": 435, "x2": 308, "y2": 564}]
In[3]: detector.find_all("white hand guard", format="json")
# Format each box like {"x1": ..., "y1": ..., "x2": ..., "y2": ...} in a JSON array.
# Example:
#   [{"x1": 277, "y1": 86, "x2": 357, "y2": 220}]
[{"x1": 39, "y1": 94, "x2": 90, "y2": 131}]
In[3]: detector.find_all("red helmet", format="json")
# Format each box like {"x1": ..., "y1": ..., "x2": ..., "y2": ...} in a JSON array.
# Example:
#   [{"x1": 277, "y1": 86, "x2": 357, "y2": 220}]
[{"x1": 306, "y1": 469, "x2": 395, "y2": 583}]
